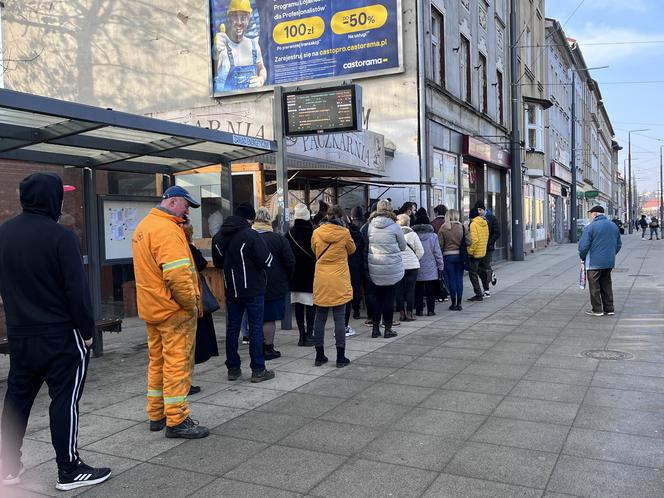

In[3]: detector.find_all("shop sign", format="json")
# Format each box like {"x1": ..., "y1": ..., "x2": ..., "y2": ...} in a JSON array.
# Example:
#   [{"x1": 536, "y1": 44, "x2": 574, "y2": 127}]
[
  {"x1": 551, "y1": 161, "x2": 572, "y2": 184},
  {"x1": 585, "y1": 190, "x2": 600, "y2": 199},
  {"x1": 286, "y1": 129, "x2": 385, "y2": 171},
  {"x1": 209, "y1": 0, "x2": 403, "y2": 95},
  {"x1": 463, "y1": 136, "x2": 510, "y2": 168},
  {"x1": 548, "y1": 179, "x2": 562, "y2": 197}
]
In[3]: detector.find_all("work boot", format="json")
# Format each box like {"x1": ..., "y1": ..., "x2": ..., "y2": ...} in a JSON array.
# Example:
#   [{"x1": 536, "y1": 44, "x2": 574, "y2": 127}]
[
  {"x1": 264, "y1": 343, "x2": 281, "y2": 360},
  {"x1": 314, "y1": 346, "x2": 328, "y2": 366},
  {"x1": 251, "y1": 369, "x2": 276, "y2": 383},
  {"x1": 165, "y1": 417, "x2": 209, "y2": 439},
  {"x1": 149, "y1": 417, "x2": 166, "y2": 432},
  {"x1": 336, "y1": 347, "x2": 350, "y2": 368},
  {"x1": 371, "y1": 322, "x2": 381, "y2": 338},
  {"x1": 383, "y1": 324, "x2": 398, "y2": 339}
]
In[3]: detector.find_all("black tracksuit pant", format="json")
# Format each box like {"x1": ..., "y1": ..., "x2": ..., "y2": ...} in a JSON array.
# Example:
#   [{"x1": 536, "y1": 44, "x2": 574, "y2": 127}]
[{"x1": 1, "y1": 330, "x2": 89, "y2": 473}]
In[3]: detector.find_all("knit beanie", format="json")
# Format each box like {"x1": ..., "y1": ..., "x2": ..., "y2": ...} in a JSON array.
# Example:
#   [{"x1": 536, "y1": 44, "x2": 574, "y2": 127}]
[
  {"x1": 235, "y1": 203, "x2": 256, "y2": 221},
  {"x1": 415, "y1": 215, "x2": 430, "y2": 225},
  {"x1": 293, "y1": 203, "x2": 310, "y2": 221}
]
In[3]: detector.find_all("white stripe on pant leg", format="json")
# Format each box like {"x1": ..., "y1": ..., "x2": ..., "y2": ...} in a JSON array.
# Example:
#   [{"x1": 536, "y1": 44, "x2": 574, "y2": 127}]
[
  {"x1": 72, "y1": 331, "x2": 87, "y2": 461},
  {"x1": 68, "y1": 330, "x2": 86, "y2": 462}
]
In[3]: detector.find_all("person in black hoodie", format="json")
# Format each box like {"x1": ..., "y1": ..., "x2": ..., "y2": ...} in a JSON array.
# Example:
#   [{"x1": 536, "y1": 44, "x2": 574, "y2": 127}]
[
  {"x1": 286, "y1": 203, "x2": 317, "y2": 346},
  {"x1": 252, "y1": 207, "x2": 295, "y2": 360},
  {"x1": 212, "y1": 203, "x2": 275, "y2": 383},
  {"x1": 475, "y1": 200, "x2": 501, "y2": 297},
  {"x1": 0, "y1": 173, "x2": 111, "y2": 491},
  {"x1": 345, "y1": 215, "x2": 365, "y2": 333}
]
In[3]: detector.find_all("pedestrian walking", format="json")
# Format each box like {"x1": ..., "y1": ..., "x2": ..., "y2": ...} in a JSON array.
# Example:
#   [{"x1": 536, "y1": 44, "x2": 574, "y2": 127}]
[
  {"x1": 253, "y1": 207, "x2": 295, "y2": 360},
  {"x1": 133, "y1": 186, "x2": 209, "y2": 439},
  {"x1": 0, "y1": 173, "x2": 111, "y2": 490},
  {"x1": 286, "y1": 203, "x2": 317, "y2": 346},
  {"x1": 579, "y1": 206, "x2": 622, "y2": 316},
  {"x1": 183, "y1": 222, "x2": 219, "y2": 396},
  {"x1": 649, "y1": 216, "x2": 660, "y2": 240},
  {"x1": 212, "y1": 203, "x2": 275, "y2": 383},
  {"x1": 430, "y1": 204, "x2": 448, "y2": 234},
  {"x1": 639, "y1": 215, "x2": 648, "y2": 238},
  {"x1": 412, "y1": 214, "x2": 445, "y2": 316},
  {"x1": 395, "y1": 214, "x2": 424, "y2": 321},
  {"x1": 367, "y1": 200, "x2": 407, "y2": 338},
  {"x1": 311, "y1": 205, "x2": 356, "y2": 367},
  {"x1": 345, "y1": 217, "x2": 365, "y2": 335},
  {"x1": 466, "y1": 208, "x2": 489, "y2": 302},
  {"x1": 475, "y1": 201, "x2": 500, "y2": 297},
  {"x1": 439, "y1": 209, "x2": 470, "y2": 310}
]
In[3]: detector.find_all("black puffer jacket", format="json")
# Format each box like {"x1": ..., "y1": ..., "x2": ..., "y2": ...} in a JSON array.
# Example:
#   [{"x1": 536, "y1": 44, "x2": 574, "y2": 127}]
[
  {"x1": 253, "y1": 222, "x2": 295, "y2": 300},
  {"x1": 212, "y1": 216, "x2": 272, "y2": 299},
  {"x1": 286, "y1": 219, "x2": 316, "y2": 293},
  {"x1": 347, "y1": 221, "x2": 364, "y2": 293}
]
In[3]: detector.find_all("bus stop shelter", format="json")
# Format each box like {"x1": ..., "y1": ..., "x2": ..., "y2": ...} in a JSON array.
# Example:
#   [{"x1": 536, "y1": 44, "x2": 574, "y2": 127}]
[{"x1": 0, "y1": 88, "x2": 277, "y2": 356}]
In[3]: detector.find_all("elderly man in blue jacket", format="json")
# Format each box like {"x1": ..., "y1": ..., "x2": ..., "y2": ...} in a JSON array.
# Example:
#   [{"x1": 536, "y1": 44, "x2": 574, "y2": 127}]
[{"x1": 578, "y1": 205, "x2": 622, "y2": 316}]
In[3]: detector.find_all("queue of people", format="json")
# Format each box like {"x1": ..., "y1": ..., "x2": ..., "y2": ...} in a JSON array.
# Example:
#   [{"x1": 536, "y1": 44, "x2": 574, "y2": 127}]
[{"x1": 0, "y1": 175, "x2": 504, "y2": 493}]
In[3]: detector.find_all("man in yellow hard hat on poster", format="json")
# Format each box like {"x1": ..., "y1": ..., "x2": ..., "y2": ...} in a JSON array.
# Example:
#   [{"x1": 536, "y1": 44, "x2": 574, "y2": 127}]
[{"x1": 214, "y1": 0, "x2": 267, "y2": 91}]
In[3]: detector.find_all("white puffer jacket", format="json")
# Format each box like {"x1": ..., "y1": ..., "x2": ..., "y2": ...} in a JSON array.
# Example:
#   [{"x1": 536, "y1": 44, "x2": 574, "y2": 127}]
[
  {"x1": 367, "y1": 211, "x2": 407, "y2": 286},
  {"x1": 400, "y1": 226, "x2": 424, "y2": 270}
]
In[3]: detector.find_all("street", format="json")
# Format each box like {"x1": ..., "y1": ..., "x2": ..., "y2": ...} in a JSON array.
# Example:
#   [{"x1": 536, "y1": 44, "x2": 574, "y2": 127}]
[{"x1": 2, "y1": 233, "x2": 664, "y2": 498}]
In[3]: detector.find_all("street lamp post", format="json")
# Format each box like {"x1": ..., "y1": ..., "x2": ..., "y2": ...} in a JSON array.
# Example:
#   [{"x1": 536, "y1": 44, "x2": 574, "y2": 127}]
[
  {"x1": 628, "y1": 129, "x2": 649, "y2": 234},
  {"x1": 660, "y1": 145, "x2": 664, "y2": 223}
]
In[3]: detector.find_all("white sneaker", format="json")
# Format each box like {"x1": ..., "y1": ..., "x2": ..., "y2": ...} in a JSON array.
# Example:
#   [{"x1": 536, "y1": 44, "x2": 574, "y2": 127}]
[
  {"x1": 345, "y1": 326, "x2": 356, "y2": 337},
  {"x1": 491, "y1": 272, "x2": 497, "y2": 286},
  {"x1": 483, "y1": 290, "x2": 491, "y2": 298}
]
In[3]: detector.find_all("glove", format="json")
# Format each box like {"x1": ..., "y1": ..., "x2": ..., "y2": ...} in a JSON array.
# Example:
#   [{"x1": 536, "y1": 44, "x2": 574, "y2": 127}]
[{"x1": 249, "y1": 75, "x2": 265, "y2": 88}]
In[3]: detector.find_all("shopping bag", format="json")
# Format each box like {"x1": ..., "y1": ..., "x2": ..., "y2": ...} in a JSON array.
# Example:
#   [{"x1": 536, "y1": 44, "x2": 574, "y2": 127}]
[{"x1": 579, "y1": 262, "x2": 586, "y2": 290}]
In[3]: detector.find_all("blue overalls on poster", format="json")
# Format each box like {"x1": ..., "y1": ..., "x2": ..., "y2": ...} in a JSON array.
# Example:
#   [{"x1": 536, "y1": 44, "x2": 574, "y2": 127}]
[{"x1": 223, "y1": 38, "x2": 258, "y2": 91}]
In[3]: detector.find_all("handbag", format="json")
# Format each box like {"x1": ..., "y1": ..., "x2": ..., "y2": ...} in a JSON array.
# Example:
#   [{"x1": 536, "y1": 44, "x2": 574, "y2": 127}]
[
  {"x1": 438, "y1": 270, "x2": 449, "y2": 300},
  {"x1": 200, "y1": 274, "x2": 220, "y2": 313}
]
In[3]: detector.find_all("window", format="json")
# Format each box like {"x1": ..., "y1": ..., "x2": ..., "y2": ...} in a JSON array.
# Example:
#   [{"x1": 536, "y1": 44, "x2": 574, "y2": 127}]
[
  {"x1": 525, "y1": 104, "x2": 543, "y2": 151},
  {"x1": 431, "y1": 7, "x2": 445, "y2": 86},
  {"x1": 496, "y1": 70, "x2": 504, "y2": 125},
  {"x1": 478, "y1": 53, "x2": 487, "y2": 113},
  {"x1": 460, "y1": 36, "x2": 471, "y2": 103},
  {"x1": 432, "y1": 149, "x2": 458, "y2": 210}
]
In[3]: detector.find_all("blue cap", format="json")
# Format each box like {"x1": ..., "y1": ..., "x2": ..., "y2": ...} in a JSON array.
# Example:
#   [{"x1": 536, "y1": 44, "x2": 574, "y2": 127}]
[{"x1": 162, "y1": 186, "x2": 200, "y2": 208}]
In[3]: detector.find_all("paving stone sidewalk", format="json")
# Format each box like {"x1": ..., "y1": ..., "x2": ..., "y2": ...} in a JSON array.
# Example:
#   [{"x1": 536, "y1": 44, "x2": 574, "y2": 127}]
[{"x1": 2, "y1": 234, "x2": 664, "y2": 497}]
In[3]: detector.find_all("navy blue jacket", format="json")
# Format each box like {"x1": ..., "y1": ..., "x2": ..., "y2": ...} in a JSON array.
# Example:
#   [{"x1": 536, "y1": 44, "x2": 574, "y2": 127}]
[{"x1": 578, "y1": 215, "x2": 621, "y2": 270}]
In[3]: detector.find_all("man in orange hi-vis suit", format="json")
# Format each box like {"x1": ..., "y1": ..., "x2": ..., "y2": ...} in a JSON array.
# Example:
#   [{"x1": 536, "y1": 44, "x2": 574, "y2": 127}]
[{"x1": 132, "y1": 186, "x2": 208, "y2": 439}]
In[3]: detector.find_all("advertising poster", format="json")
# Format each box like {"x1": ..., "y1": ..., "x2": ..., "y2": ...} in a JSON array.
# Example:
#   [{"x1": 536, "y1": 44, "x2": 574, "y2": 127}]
[{"x1": 209, "y1": 0, "x2": 402, "y2": 94}]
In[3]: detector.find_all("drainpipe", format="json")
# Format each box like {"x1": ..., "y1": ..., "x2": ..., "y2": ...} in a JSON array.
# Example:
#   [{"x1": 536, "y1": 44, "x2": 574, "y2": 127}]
[{"x1": 416, "y1": 0, "x2": 429, "y2": 209}]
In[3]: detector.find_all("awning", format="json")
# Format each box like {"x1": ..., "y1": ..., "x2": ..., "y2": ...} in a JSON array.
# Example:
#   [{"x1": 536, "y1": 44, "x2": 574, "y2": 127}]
[{"x1": 0, "y1": 89, "x2": 277, "y2": 174}]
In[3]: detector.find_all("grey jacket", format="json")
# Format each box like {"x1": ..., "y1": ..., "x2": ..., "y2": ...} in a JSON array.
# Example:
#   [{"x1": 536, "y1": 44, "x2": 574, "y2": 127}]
[
  {"x1": 412, "y1": 224, "x2": 444, "y2": 281},
  {"x1": 367, "y1": 212, "x2": 407, "y2": 286}
]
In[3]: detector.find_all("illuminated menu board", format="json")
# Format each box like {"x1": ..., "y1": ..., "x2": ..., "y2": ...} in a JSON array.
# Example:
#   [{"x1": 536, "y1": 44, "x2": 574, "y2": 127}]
[{"x1": 283, "y1": 85, "x2": 362, "y2": 136}]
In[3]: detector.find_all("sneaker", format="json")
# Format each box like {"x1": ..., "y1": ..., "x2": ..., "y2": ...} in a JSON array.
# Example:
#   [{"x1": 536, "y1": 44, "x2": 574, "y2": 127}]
[
  {"x1": 604, "y1": 311, "x2": 616, "y2": 316},
  {"x1": 584, "y1": 310, "x2": 604, "y2": 317},
  {"x1": 165, "y1": 417, "x2": 209, "y2": 439},
  {"x1": 345, "y1": 326, "x2": 356, "y2": 337},
  {"x1": 55, "y1": 460, "x2": 111, "y2": 491},
  {"x1": 149, "y1": 417, "x2": 166, "y2": 432},
  {"x1": 467, "y1": 295, "x2": 483, "y2": 302},
  {"x1": 2, "y1": 462, "x2": 24, "y2": 486},
  {"x1": 483, "y1": 290, "x2": 491, "y2": 298},
  {"x1": 227, "y1": 368, "x2": 242, "y2": 381},
  {"x1": 242, "y1": 336, "x2": 250, "y2": 345},
  {"x1": 251, "y1": 369, "x2": 275, "y2": 383},
  {"x1": 491, "y1": 272, "x2": 497, "y2": 286}
]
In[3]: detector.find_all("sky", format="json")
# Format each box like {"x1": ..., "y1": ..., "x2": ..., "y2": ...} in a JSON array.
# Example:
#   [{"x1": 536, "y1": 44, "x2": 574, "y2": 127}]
[{"x1": 547, "y1": 0, "x2": 664, "y2": 195}]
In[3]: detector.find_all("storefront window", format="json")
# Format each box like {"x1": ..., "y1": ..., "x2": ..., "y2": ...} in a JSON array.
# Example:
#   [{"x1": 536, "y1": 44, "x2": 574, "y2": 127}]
[
  {"x1": 486, "y1": 167, "x2": 503, "y2": 248},
  {"x1": 535, "y1": 186, "x2": 546, "y2": 241},
  {"x1": 432, "y1": 149, "x2": 459, "y2": 211},
  {"x1": 462, "y1": 162, "x2": 482, "y2": 218},
  {"x1": 524, "y1": 184, "x2": 533, "y2": 243}
]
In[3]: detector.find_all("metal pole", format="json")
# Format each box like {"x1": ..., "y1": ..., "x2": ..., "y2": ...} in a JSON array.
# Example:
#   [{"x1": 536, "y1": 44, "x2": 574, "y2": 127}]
[
  {"x1": 509, "y1": 0, "x2": 524, "y2": 260},
  {"x1": 273, "y1": 86, "x2": 292, "y2": 330},
  {"x1": 623, "y1": 161, "x2": 627, "y2": 224},
  {"x1": 628, "y1": 132, "x2": 633, "y2": 234},
  {"x1": 570, "y1": 71, "x2": 577, "y2": 243},
  {"x1": 83, "y1": 167, "x2": 103, "y2": 357},
  {"x1": 659, "y1": 145, "x2": 664, "y2": 222}
]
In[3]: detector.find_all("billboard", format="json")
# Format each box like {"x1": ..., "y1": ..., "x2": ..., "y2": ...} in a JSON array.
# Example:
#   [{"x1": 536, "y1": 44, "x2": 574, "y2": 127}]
[{"x1": 209, "y1": 0, "x2": 402, "y2": 95}]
